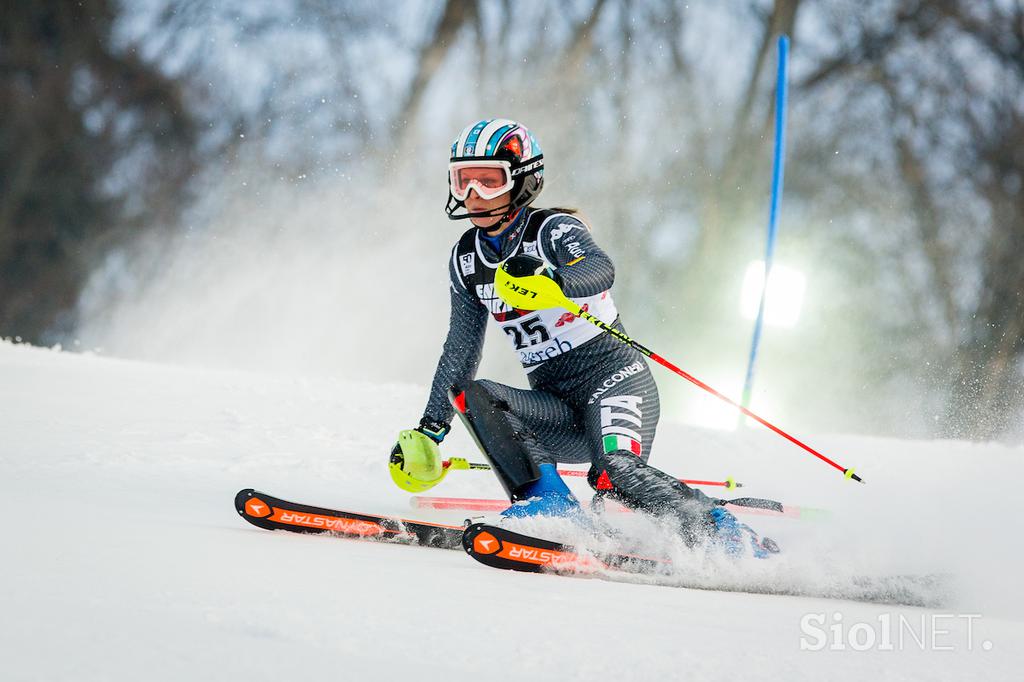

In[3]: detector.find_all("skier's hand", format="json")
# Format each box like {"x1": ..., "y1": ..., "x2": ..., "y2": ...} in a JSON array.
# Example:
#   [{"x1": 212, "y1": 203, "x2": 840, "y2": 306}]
[
  {"x1": 414, "y1": 416, "x2": 450, "y2": 443},
  {"x1": 496, "y1": 255, "x2": 567, "y2": 311},
  {"x1": 502, "y1": 254, "x2": 563, "y2": 287},
  {"x1": 388, "y1": 420, "x2": 449, "y2": 493}
]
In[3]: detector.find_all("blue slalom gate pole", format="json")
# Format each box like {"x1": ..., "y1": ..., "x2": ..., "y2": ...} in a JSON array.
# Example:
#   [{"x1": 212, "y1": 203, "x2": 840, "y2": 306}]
[{"x1": 740, "y1": 34, "x2": 789, "y2": 413}]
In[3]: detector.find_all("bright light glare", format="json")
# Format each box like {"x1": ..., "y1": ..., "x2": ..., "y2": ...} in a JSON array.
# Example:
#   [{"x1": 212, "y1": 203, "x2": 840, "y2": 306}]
[
  {"x1": 687, "y1": 394, "x2": 740, "y2": 432},
  {"x1": 679, "y1": 376, "x2": 744, "y2": 432},
  {"x1": 681, "y1": 381, "x2": 779, "y2": 432},
  {"x1": 740, "y1": 261, "x2": 806, "y2": 328},
  {"x1": 675, "y1": 372, "x2": 778, "y2": 430}
]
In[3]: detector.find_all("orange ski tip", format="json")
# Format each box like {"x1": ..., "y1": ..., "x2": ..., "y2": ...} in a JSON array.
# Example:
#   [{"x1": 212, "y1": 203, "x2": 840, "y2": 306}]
[
  {"x1": 244, "y1": 497, "x2": 272, "y2": 518},
  {"x1": 473, "y1": 530, "x2": 501, "y2": 555}
]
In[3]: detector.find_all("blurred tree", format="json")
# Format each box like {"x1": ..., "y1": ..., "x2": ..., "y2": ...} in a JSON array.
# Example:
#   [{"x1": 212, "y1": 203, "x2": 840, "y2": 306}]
[
  {"x1": 0, "y1": 0, "x2": 196, "y2": 342},
  {"x1": 940, "y1": 0, "x2": 1024, "y2": 438},
  {"x1": 4, "y1": 0, "x2": 1019, "y2": 439},
  {"x1": 396, "y1": 0, "x2": 479, "y2": 136},
  {"x1": 795, "y1": 0, "x2": 1024, "y2": 438},
  {"x1": 677, "y1": 0, "x2": 805, "y2": 339}
]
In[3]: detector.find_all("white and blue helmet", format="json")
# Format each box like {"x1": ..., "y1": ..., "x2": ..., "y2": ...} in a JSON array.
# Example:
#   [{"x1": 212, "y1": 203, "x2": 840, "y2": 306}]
[{"x1": 445, "y1": 118, "x2": 544, "y2": 222}]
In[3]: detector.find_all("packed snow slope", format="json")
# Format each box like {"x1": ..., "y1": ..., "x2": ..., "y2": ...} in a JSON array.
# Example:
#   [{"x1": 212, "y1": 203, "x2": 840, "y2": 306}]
[{"x1": 2, "y1": 339, "x2": 1022, "y2": 681}]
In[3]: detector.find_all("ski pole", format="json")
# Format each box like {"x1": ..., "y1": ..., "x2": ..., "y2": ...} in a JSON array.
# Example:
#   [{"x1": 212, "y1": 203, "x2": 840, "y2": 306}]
[
  {"x1": 493, "y1": 269, "x2": 863, "y2": 484},
  {"x1": 411, "y1": 495, "x2": 828, "y2": 520},
  {"x1": 442, "y1": 458, "x2": 740, "y2": 489}
]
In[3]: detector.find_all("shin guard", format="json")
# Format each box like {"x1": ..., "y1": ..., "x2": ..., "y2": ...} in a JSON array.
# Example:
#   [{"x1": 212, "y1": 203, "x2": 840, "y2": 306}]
[{"x1": 449, "y1": 382, "x2": 541, "y2": 500}]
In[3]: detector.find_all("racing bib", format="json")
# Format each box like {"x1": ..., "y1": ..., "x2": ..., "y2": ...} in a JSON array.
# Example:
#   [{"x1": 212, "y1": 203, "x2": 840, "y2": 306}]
[{"x1": 453, "y1": 210, "x2": 618, "y2": 371}]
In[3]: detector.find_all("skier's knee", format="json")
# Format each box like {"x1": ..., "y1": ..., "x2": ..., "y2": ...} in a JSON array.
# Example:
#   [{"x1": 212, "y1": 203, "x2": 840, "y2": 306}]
[
  {"x1": 586, "y1": 451, "x2": 637, "y2": 495},
  {"x1": 449, "y1": 379, "x2": 507, "y2": 415}
]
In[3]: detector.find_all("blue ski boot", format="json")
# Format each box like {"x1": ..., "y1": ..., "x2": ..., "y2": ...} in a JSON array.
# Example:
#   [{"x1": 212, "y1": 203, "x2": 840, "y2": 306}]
[
  {"x1": 707, "y1": 506, "x2": 780, "y2": 558},
  {"x1": 501, "y1": 463, "x2": 583, "y2": 519}
]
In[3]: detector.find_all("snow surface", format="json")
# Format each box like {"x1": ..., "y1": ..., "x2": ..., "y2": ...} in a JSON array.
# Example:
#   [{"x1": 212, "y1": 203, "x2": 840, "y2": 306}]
[{"x1": 2, "y1": 338, "x2": 1022, "y2": 681}]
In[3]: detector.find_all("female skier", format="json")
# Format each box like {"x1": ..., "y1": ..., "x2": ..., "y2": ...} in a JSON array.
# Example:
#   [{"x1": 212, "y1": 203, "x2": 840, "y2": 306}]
[{"x1": 390, "y1": 118, "x2": 774, "y2": 555}]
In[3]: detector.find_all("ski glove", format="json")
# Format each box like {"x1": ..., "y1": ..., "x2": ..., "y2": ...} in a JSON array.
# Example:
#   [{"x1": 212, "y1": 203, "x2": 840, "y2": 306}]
[
  {"x1": 495, "y1": 254, "x2": 568, "y2": 312},
  {"x1": 502, "y1": 254, "x2": 563, "y2": 287},
  {"x1": 415, "y1": 417, "x2": 450, "y2": 443}
]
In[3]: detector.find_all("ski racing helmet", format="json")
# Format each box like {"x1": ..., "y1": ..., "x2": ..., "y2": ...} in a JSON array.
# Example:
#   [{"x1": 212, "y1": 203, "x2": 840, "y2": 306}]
[{"x1": 446, "y1": 118, "x2": 544, "y2": 224}]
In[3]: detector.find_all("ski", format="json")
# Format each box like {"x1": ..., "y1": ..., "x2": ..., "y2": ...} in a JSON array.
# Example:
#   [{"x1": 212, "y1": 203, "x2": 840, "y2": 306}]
[
  {"x1": 462, "y1": 523, "x2": 947, "y2": 607},
  {"x1": 235, "y1": 488, "x2": 465, "y2": 550},
  {"x1": 463, "y1": 522, "x2": 672, "y2": 576}
]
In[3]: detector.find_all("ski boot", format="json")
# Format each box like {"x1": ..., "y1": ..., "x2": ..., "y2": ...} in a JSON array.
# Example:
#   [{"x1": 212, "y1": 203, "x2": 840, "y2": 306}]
[
  {"x1": 707, "y1": 506, "x2": 780, "y2": 559},
  {"x1": 501, "y1": 463, "x2": 583, "y2": 519}
]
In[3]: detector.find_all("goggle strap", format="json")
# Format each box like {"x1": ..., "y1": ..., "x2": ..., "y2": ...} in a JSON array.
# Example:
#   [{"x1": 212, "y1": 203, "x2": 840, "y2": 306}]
[
  {"x1": 510, "y1": 155, "x2": 544, "y2": 177},
  {"x1": 449, "y1": 155, "x2": 543, "y2": 176}
]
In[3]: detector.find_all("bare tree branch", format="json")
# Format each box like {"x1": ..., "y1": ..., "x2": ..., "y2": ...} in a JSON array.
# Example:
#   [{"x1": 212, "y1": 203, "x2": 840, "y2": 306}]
[{"x1": 394, "y1": 0, "x2": 477, "y2": 131}]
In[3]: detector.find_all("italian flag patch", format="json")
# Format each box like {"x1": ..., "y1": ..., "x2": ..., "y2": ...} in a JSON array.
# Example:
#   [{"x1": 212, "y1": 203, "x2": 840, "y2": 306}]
[{"x1": 602, "y1": 434, "x2": 641, "y2": 456}]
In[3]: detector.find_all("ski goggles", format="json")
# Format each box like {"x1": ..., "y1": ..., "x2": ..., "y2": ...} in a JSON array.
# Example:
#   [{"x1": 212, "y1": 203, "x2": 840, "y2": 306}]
[{"x1": 448, "y1": 160, "x2": 515, "y2": 201}]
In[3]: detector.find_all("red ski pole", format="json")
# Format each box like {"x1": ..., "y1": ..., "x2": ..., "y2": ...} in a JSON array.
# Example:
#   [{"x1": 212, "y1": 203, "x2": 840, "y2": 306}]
[
  {"x1": 442, "y1": 459, "x2": 740, "y2": 490},
  {"x1": 642, "y1": 350, "x2": 861, "y2": 482},
  {"x1": 493, "y1": 266, "x2": 864, "y2": 483}
]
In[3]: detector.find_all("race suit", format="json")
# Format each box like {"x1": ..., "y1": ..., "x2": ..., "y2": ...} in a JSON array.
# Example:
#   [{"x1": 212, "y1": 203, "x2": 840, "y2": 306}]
[{"x1": 423, "y1": 207, "x2": 713, "y2": 531}]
